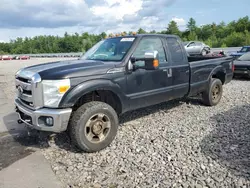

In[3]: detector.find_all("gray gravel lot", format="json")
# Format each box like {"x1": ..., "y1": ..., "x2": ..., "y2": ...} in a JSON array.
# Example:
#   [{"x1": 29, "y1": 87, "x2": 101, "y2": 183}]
[
  {"x1": 41, "y1": 79, "x2": 250, "y2": 188},
  {"x1": 0, "y1": 58, "x2": 76, "y2": 100},
  {"x1": 1, "y1": 58, "x2": 250, "y2": 188}
]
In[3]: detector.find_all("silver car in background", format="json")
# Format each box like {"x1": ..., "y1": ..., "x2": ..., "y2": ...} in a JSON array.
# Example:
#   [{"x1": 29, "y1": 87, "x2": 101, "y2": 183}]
[{"x1": 183, "y1": 41, "x2": 211, "y2": 56}]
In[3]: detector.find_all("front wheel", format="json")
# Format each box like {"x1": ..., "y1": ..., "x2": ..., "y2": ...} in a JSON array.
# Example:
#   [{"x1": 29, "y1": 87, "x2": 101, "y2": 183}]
[
  {"x1": 202, "y1": 78, "x2": 223, "y2": 106},
  {"x1": 68, "y1": 101, "x2": 119, "y2": 152}
]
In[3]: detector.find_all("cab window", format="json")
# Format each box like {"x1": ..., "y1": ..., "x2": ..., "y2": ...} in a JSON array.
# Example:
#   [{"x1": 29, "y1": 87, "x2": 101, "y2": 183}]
[
  {"x1": 166, "y1": 37, "x2": 185, "y2": 63},
  {"x1": 132, "y1": 37, "x2": 167, "y2": 66}
]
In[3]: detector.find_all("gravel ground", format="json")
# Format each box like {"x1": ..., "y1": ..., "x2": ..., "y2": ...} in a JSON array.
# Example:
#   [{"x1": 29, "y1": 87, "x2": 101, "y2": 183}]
[
  {"x1": 1, "y1": 59, "x2": 250, "y2": 188},
  {"x1": 40, "y1": 79, "x2": 250, "y2": 188}
]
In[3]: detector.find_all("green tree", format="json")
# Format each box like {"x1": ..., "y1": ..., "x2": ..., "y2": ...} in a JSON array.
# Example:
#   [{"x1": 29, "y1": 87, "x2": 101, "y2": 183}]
[
  {"x1": 244, "y1": 30, "x2": 250, "y2": 45},
  {"x1": 187, "y1": 17, "x2": 197, "y2": 32},
  {"x1": 224, "y1": 32, "x2": 245, "y2": 47},
  {"x1": 187, "y1": 32, "x2": 198, "y2": 41},
  {"x1": 166, "y1": 21, "x2": 181, "y2": 36},
  {"x1": 137, "y1": 28, "x2": 147, "y2": 34},
  {"x1": 1, "y1": 16, "x2": 250, "y2": 54}
]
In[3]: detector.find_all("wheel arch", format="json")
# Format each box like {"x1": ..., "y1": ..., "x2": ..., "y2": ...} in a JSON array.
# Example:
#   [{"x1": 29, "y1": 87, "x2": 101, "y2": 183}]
[
  {"x1": 208, "y1": 66, "x2": 227, "y2": 85},
  {"x1": 59, "y1": 79, "x2": 126, "y2": 114}
]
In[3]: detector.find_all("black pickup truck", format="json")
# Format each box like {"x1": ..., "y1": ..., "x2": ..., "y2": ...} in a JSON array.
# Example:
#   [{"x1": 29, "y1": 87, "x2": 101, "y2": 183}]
[{"x1": 15, "y1": 34, "x2": 234, "y2": 152}]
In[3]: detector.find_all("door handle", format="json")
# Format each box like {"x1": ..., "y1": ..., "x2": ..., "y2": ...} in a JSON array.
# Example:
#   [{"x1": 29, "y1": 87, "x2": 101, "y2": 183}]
[
  {"x1": 167, "y1": 68, "x2": 172, "y2": 77},
  {"x1": 162, "y1": 68, "x2": 172, "y2": 77}
]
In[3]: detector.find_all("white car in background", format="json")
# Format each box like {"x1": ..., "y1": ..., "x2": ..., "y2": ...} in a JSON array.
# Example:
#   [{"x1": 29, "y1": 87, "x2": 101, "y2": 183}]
[
  {"x1": 0, "y1": 55, "x2": 12, "y2": 60},
  {"x1": 183, "y1": 41, "x2": 211, "y2": 56}
]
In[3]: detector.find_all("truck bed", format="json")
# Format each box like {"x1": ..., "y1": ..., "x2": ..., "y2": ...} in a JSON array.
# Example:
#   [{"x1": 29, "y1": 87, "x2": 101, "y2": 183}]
[
  {"x1": 188, "y1": 55, "x2": 226, "y2": 62},
  {"x1": 188, "y1": 56, "x2": 234, "y2": 97}
]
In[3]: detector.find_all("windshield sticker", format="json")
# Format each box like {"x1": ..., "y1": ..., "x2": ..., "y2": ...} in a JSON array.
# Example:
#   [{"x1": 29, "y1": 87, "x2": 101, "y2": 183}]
[{"x1": 120, "y1": 38, "x2": 135, "y2": 42}]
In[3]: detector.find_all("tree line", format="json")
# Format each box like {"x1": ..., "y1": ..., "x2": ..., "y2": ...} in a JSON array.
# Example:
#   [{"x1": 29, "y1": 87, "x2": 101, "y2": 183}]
[{"x1": 0, "y1": 16, "x2": 250, "y2": 55}]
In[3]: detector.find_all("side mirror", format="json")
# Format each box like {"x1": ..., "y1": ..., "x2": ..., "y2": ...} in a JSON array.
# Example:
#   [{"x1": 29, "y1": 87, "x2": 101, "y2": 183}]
[
  {"x1": 144, "y1": 51, "x2": 160, "y2": 70},
  {"x1": 131, "y1": 50, "x2": 159, "y2": 70}
]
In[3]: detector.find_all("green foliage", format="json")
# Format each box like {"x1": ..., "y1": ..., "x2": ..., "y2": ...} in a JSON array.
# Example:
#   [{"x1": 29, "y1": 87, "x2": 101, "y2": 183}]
[
  {"x1": 187, "y1": 18, "x2": 197, "y2": 32},
  {"x1": 224, "y1": 32, "x2": 245, "y2": 47},
  {"x1": 166, "y1": 21, "x2": 181, "y2": 36},
  {"x1": 0, "y1": 50, "x2": 6, "y2": 55},
  {"x1": 137, "y1": 28, "x2": 147, "y2": 34},
  {"x1": 221, "y1": 43, "x2": 227, "y2": 48},
  {"x1": 187, "y1": 32, "x2": 198, "y2": 41},
  {"x1": 244, "y1": 30, "x2": 250, "y2": 45},
  {"x1": 0, "y1": 16, "x2": 250, "y2": 54},
  {"x1": 149, "y1": 30, "x2": 156, "y2": 34}
]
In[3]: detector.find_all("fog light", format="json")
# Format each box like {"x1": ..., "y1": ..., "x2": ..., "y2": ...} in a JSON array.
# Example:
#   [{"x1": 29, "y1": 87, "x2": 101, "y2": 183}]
[{"x1": 45, "y1": 117, "x2": 53, "y2": 126}]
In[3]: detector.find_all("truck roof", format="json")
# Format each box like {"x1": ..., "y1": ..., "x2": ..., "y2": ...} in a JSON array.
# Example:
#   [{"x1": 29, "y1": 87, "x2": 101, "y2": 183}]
[{"x1": 106, "y1": 34, "x2": 179, "y2": 39}]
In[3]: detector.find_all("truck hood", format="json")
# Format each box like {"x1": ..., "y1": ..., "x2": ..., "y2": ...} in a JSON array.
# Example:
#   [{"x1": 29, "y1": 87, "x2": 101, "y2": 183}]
[{"x1": 17, "y1": 59, "x2": 117, "y2": 80}]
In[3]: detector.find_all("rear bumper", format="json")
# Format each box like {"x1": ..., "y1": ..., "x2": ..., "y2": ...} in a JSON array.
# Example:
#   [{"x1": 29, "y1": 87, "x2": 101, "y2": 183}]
[
  {"x1": 233, "y1": 69, "x2": 250, "y2": 77},
  {"x1": 15, "y1": 99, "x2": 72, "y2": 133}
]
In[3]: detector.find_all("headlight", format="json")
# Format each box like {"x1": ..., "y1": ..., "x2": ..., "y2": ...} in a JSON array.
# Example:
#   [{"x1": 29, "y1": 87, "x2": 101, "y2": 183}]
[{"x1": 42, "y1": 79, "x2": 70, "y2": 107}]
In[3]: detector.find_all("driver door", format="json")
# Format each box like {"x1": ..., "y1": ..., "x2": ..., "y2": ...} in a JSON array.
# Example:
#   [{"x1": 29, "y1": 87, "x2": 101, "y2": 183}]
[{"x1": 126, "y1": 36, "x2": 173, "y2": 110}]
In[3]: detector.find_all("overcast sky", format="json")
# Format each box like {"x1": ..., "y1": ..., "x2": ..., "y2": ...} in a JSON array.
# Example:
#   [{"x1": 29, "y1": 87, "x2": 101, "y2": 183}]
[{"x1": 0, "y1": 0, "x2": 249, "y2": 42}]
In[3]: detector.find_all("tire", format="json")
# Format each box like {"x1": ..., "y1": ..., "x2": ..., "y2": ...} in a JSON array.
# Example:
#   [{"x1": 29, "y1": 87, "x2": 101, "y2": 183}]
[
  {"x1": 68, "y1": 101, "x2": 119, "y2": 152},
  {"x1": 202, "y1": 78, "x2": 223, "y2": 106}
]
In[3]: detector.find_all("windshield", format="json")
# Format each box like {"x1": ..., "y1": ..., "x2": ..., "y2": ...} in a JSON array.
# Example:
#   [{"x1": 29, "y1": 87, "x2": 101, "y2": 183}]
[
  {"x1": 238, "y1": 52, "x2": 250, "y2": 61},
  {"x1": 183, "y1": 41, "x2": 189, "y2": 46},
  {"x1": 80, "y1": 37, "x2": 135, "y2": 61},
  {"x1": 239, "y1": 46, "x2": 250, "y2": 52}
]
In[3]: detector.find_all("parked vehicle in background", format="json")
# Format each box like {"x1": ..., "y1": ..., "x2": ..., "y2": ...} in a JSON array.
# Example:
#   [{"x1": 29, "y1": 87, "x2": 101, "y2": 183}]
[
  {"x1": 230, "y1": 46, "x2": 250, "y2": 58},
  {"x1": 20, "y1": 55, "x2": 30, "y2": 60},
  {"x1": 13, "y1": 55, "x2": 30, "y2": 60},
  {"x1": 12, "y1": 56, "x2": 19, "y2": 60},
  {"x1": 183, "y1": 41, "x2": 210, "y2": 56},
  {"x1": 233, "y1": 52, "x2": 250, "y2": 78},
  {"x1": 1, "y1": 55, "x2": 12, "y2": 60},
  {"x1": 15, "y1": 34, "x2": 234, "y2": 152}
]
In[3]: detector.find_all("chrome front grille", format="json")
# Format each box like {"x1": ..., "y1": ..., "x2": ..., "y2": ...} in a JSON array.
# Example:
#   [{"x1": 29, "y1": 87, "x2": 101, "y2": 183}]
[
  {"x1": 15, "y1": 72, "x2": 43, "y2": 109},
  {"x1": 16, "y1": 76, "x2": 34, "y2": 108}
]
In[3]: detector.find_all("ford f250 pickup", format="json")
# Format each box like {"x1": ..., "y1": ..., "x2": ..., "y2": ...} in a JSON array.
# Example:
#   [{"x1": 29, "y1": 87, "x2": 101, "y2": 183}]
[{"x1": 15, "y1": 34, "x2": 234, "y2": 152}]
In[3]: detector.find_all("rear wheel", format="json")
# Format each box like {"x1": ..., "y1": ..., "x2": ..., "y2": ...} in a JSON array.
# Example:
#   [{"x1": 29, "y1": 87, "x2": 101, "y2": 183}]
[
  {"x1": 202, "y1": 78, "x2": 223, "y2": 106},
  {"x1": 68, "y1": 101, "x2": 119, "y2": 152}
]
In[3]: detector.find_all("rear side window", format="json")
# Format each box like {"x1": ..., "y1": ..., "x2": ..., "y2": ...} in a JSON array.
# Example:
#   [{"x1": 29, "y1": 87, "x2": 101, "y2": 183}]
[
  {"x1": 188, "y1": 42, "x2": 195, "y2": 47},
  {"x1": 166, "y1": 38, "x2": 184, "y2": 63}
]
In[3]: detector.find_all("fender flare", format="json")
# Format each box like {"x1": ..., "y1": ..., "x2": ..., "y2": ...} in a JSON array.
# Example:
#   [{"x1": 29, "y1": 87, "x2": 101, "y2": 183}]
[
  {"x1": 59, "y1": 79, "x2": 127, "y2": 110},
  {"x1": 207, "y1": 65, "x2": 226, "y2": 84}
]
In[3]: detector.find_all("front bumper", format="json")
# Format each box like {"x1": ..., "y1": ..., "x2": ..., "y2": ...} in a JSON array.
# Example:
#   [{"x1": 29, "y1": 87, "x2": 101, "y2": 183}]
[{"x1": 15, "y1": 99, "x2": 72, "y2": 133}]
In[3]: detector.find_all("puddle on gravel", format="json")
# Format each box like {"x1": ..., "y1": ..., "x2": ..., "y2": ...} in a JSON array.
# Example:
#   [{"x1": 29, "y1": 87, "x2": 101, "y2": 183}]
[{"x1": 0, "y1": 132, "x2": 40, "y2": 170}]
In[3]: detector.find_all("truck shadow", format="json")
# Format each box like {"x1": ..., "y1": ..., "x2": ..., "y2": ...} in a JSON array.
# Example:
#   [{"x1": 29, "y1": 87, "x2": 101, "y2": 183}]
[
  {"x1": 119, "y1": 99, "x2": 183, "y2": 124},
  {"x1": 2, "y1": 112, "x2": 74, "y2": 156},
  {"x1": 119, "y1": 96, "x2": 208, "y2": 125},
  {"x1": 1, "y1": 112, "x2": 50, "y2": 170},
  {"x1": 200, "y1": 105, "x2": 250, "y2": 180}
]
